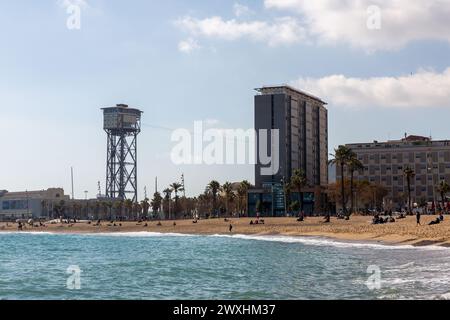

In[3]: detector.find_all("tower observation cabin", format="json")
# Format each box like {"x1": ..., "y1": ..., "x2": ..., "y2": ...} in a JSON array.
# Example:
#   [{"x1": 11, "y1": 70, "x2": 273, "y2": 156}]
[{"x1": 102, "y1": 104, "x2": 143, "y2": 203}]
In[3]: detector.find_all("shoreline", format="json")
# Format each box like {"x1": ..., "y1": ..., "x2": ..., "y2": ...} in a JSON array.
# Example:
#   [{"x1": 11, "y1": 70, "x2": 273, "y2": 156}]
[{"x1": 2, "y1": 216, "x2": 450, "y2": 248}]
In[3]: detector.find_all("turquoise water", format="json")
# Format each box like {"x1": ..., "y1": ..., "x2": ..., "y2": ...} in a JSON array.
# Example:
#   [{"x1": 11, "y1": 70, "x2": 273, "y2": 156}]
[{"x1": 0, "y1": 232, "x2": 449, "y2": 300}]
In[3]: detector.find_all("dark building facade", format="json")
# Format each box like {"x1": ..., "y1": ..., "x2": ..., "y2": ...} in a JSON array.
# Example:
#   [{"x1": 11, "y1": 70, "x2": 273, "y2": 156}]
[{"x1": 249, "y1": 85, "x2": 329, "y2": 216}]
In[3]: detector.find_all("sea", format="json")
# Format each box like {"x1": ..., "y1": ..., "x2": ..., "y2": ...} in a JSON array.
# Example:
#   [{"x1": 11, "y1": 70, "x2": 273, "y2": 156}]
[{"x1": 0, "y1": 232, "x2": 449, "y2": 300}]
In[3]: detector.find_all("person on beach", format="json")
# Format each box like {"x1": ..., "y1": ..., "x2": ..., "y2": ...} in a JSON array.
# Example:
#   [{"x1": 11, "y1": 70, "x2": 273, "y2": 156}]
[
  {"x1": 429, "y1": 218, "x2": 441, "y2": 226},
  {"x1": 229, "y1": 224, "x2": 233, "y2": 233},
  {"x1": 416, "y1": 210, "x2": 421, "y2": 226}
]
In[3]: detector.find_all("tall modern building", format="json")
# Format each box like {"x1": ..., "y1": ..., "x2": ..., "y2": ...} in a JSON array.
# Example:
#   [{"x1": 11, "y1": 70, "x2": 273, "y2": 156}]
[
  {"x1": 340, "y1": 135, "x2": 450, "y2": 210},
  {"x1": 249, "y1": 85, "x2": 329, "y2": 216}
]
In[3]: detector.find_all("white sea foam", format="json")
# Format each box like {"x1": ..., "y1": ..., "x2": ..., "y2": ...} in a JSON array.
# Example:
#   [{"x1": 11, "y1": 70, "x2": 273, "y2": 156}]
[
  {"x1": 1, "y1": 231, "x2": 448, "y2": 251},
  {"x1": 209, "y1": 234, "x2": 448, "y2": 251},
  {"x1": 0, "y1": 231, "x2": 55, "y2": 235},
  {"x1": 84, "y1": 232, "x2": 195, "y2": 238}
]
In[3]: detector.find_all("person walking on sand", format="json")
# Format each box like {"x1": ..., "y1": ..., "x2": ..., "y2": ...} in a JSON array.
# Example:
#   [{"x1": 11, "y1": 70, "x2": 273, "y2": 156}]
[
  {"x1": 416, "y1": 210, "x2": 421, "y2": 226},
  {"x1": 229, "y1": 224, "x2": 233, "y2": 233}
]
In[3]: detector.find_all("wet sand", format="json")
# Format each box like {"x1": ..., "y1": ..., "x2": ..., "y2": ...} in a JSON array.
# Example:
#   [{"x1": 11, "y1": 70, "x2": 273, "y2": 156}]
[{"x1": 1, "y1": 216, "x2": 450, "y2": 247}]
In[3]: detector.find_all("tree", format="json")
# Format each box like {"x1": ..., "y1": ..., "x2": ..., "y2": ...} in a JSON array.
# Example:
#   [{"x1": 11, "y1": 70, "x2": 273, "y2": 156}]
[
  {"x1": 100, "y1": 201, "x2": 109, "y2": 220},
  {"x1": 404, "y1": 166, "x2": 416, "y2": 214},
  {"x1": 221, "y1": 182, "x2": 234, "y2": 217},
  {"x1": 132, "y1": 202, "x2": 142, "y2": 220},
  {"x1": 330, "y1": 146, "x2": 353, "y2": 216},
  {"x1": 114, "y1": 200, "x2": 124, "y2": 220},
  {"x1": 290, "y1": 169, "x2": 307, "y2": 212},
  {"x1": 150, "y1": 193, "x2": 162, "y2": 218},
  {"x1": 197, "y1": 192, "x2": 212, "y2": 218},
  {"x1": 141, "y1": 198, "x2": 151, "y2": 219},
  {"x1": 163, "y1": 188, "x2": 173, "y2": 219},
  {"x1": 106, "y1": 201, "x2": 113, "y2": 220},
  {"x1": 290, "y1": 201, "x2": 300, "y2": 215},
  {"x1": 206, "y1": 180, "x2": 221, "y2": 218},
  {"x1": 170, "y1": 182, "x2": 184, "y2": 218},
  {"x1": 237, "y1": 180, "x2": 251, "y2": 217},
  {"x1": 437, "y1": 181, "x2": 450, "y2": 211},
  {"x1": 354, "y1": 180, "x2": 371, "y2": 210},
  {"x1": 124, "y1": 199, "x2": 133, "y2": 220},
  {"x1": 347, "y1": 153, "x2": 364, "y2": 214},
  {"x1": 54, "y1": 200, "x2": 66, "y2": 219},
  {"x1": 328, "y1": 180, "x2": 351, "y2": 210}
]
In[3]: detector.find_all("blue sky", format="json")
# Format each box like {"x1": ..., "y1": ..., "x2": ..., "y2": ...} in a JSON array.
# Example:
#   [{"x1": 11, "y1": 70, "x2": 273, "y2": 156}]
[{"x1": 1, "y1": 0, "x2": 450, "y2": 198}]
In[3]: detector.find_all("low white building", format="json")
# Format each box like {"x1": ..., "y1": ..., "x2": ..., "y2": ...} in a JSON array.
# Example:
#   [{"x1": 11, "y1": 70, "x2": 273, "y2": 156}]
[{"x1": 0, "y1": 188, "x2": 69, "y2": 220}]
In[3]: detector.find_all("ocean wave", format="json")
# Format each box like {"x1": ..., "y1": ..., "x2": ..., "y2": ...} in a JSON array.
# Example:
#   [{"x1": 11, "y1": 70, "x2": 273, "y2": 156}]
[
  {"x1": 1, "y1": 231, "x2": 448, "y2": 251},
  {"x1": 0, "y1": 231, "x2": 55, "y2": 235},
  {"x1": 209, "y1": 234, "x2": 448, "y2": 251},
  {"x1": 84, "y1": 232, "x2": 195, "y2": 238}
]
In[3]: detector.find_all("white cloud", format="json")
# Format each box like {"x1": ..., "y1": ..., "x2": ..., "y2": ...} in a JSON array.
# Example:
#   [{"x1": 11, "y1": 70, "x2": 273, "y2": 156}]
[
  {"x1": 290, "y1": 68, "x2": 450, "y2": 108},
  {"x1": 233, "y1": 3, "x2": 253, "y2": 17},
  {"x1": 265, "y1": 0, "x2": 450, "y2": 51},
  {"x1": 175, "y1": 16, "x2": 305, "y2": 46},
  {"x1": 176, "y1": 1, "x2": 450, "y2": 51},
  {"x1": 178, "y1": 38, "x2": 201, "y2": 53}
]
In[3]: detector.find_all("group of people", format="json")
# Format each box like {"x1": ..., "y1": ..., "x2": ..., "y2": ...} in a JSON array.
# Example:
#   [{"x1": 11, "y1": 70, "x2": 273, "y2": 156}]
[
  {"x1": 416, "y1": 211, "x2": 445, "y2": 226},
  {"x1": 372, "y1": 214, "x2": 396, "y2": 225}
]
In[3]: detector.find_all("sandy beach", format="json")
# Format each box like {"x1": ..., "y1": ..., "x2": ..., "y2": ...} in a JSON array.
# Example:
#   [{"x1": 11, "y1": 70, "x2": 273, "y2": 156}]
[{"x1": 1, "y1": 215, "x2": 450, "y2": 247}]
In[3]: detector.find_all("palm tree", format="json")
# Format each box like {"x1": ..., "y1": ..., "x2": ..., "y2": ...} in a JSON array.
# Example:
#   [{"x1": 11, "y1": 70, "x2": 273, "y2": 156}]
[
  {"x1": 221, "y1": 182, "x2": 234, "y2": 217},
  {"x1": 106, "y1": 201, "x2": 113, "y2": 220},
  {"x1": 330, "y1": 146, "x2": 353, "y2": 216},
  {"x1": 124, "y1": 199, "x2": 133, "y2": 220},
  {"x1": 132, "y1": 202, "x2": 142, "y2": 220},
  {"x1": 206, "y1": 180, "x2": 221, "y2": 218},
  {"x1": 54, "y1": 200, "x2": 66, "y2": 219},
  {"x1": 290, "y1": 169, "x2": 307, "y2": 212},
  {"x1": 290, "y1": 201, "x2": 300, "y2": 215},
  {"x1": 114, "y1": 200, "x2": 124, "y2": 220},
  {"x1": 141, "y1": 198, "x2": 151, "y2": 219},
  {"x1": 170, "y1": 182, "x2": 184, "y2": 218},
  {"x1": 197, "y1": 192, "x2": 211, "y2": 218},
  {"x1": 437, "y1": 181, "x2": 450, "y2": 211},
  {"x1": 404, "y1": 166, "x2": 416, "y2": 214},
  {"x1": 163, "y1": 188, "x2": 173, "y2": 219},
  {"x1": 237, "y1": 180, "x2": 252, "y2": 217},
  {"x1": 150, "y1": 193, "x2": 162, "y2": 218},
  {"x1": 100, "y1": 201, "x2": 109, "y2": 220},
  {"x1": 347, "y1": 153, "x2": 364, "y2": 215}
]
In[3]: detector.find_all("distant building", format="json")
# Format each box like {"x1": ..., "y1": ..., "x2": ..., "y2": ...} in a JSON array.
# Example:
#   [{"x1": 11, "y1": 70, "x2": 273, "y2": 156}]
[
  {"x1": 339, "y1": 135, "x2": 450, "y2": 210},
  {"x1": 0, "y1": 188, "x2": 69, "y2": 220},
  {"x1": 249, "y1": 85, "x2": 329, "y2": 216}
]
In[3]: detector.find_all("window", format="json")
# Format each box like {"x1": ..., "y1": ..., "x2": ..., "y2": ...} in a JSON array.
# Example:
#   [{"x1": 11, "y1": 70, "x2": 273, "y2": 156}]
[{"x1": 2, "y1": 201, "x2": 9, "y2": 210}]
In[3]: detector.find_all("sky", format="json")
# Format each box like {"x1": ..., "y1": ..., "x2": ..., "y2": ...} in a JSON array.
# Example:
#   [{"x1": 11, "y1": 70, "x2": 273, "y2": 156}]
[{"x1": 1, "y1": 0, "x2": 450, "y2": 199}]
